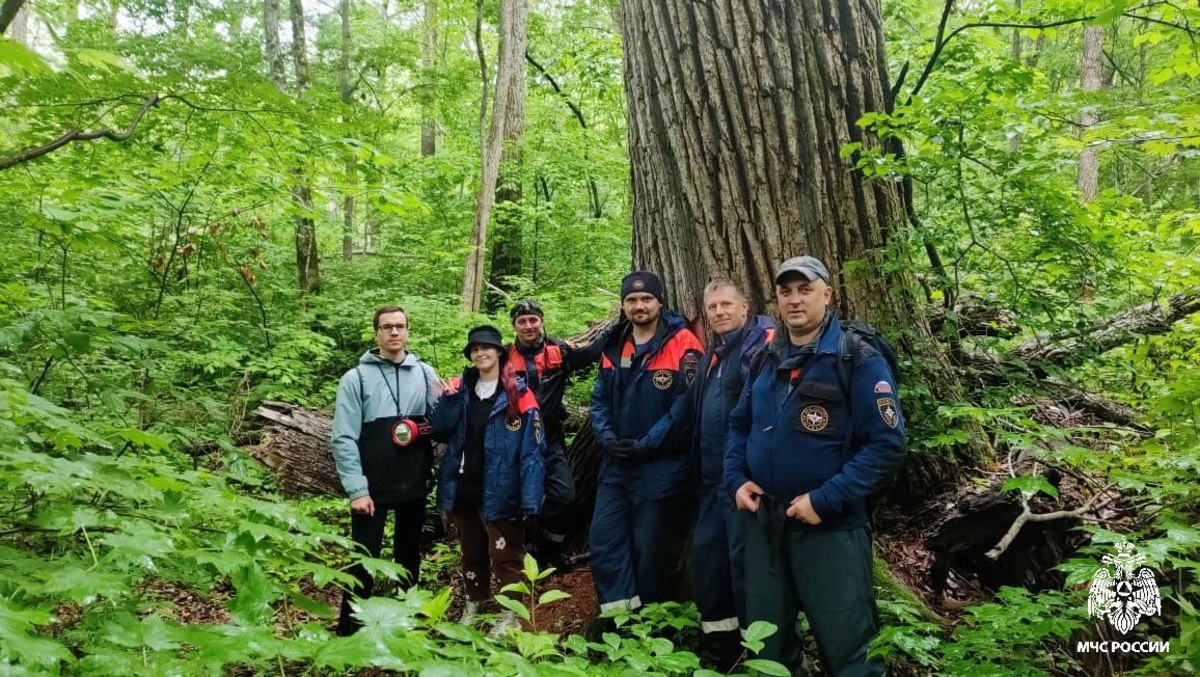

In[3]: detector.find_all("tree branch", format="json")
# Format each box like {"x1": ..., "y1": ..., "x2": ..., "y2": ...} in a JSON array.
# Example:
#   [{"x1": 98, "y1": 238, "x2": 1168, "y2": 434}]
[
  {"x1": 986, "y1": 487, "x2": 1117, "y2": 560},
  {"x1": 0, "y1": 94, "x2": 161, "y2": 171},
  {"x1": 526, "y1": 51, "x2": 588, "y2": 129}
]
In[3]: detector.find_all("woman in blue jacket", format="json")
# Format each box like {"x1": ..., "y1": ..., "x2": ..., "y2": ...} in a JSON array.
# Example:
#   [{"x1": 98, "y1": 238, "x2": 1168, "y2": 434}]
[{"x1": 432, "y1": 325, "x2": 545, "y2": 638}]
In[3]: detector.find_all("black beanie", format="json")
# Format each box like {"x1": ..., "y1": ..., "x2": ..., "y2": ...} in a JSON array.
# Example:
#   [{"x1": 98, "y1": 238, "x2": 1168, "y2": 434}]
[
  {"x1": 463, "y1": 325, "x2": 506, "y2": 360},
  {"x1": 620, "y1": 271, "x2": 664, "y2": 301}
]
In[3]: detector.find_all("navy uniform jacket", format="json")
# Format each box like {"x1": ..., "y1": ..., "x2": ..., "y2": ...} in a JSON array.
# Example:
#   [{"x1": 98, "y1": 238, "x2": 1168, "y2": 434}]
[
  {"x1": 591, "y1": 310, "x2": 704, "y2": 499},
  {"x1": 723, "y1": 317, "x2": 906, "y2": 529},
  {"x1": 432, "y1": 369, "x2": 546, "y2": 521},
  {"x1": 507, "y1": 334, "x2": 604, "y2": 443},
  {"x1": 694, "y1": 315, "x2": 775, "y2": 487}
]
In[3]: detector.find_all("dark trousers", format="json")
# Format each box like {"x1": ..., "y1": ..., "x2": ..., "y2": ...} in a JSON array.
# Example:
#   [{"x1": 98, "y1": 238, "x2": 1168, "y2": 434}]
[
  {"x1": 452, "y1": 507, "x2": 527, "y2": 602},
  {"x1": 538, "y1": 437, "x2": 576, "y2": 540},
  {"x1": 741, "y1": 499, "x2": 882, "y2": 676},
  {"x1": 692, "y1": 483, "x2": 746, "y2": 633},
  {"x1": 337, "y1": 498, "x2": 425, "y2": 636},
  {"x1": 589, "y1": 478, "x2": 690, "y2": 611}
]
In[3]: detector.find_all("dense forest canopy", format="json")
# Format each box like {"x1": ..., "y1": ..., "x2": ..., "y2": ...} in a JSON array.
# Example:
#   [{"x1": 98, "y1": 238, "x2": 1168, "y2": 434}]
[{"x1": 1, "y1": 0, "x2": 1198, "y2": 673}]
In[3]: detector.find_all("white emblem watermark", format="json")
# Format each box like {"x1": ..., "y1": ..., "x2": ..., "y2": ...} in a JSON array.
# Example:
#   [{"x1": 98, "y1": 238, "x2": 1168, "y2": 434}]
[{"x1": 1078, "y1": 540, "x2": 1168, "y2": 654}]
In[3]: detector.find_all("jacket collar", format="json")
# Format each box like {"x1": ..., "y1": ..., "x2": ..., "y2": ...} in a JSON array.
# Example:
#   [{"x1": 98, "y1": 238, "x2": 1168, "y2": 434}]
[
  {"x1": 361, "y1": 348, "x2": 421, "y2": 367},
  {"x1": 766, "y1": 312, "x2": 839, "y2": 361}
]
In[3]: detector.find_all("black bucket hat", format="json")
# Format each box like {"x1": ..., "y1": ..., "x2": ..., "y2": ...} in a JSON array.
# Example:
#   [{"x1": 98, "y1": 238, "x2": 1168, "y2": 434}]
[{"x1": 463, "y1": 324, "x2": 506, "y2": 360}]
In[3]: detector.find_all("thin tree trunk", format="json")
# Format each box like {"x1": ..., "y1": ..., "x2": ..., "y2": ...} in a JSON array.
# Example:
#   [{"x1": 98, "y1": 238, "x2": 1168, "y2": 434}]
[
  {"x1": 1008, "y1": 0, "x2": 1022, "y2": 154},
  {"x1": 421, "y1": 0, "x2": 438, "y2": 157},
  {"x1": 620, "y1": 0, "x2": 989, "y2": 493},
  {"x1": 461, "y1": 0, "x2": 527, "y2": 313},
  {"x1": 264, "y1": 0, "x2": 286, "y2": 88},
  {"x1": 486, "y1": 37, "x2": 527, "y2": 309},
  {"x1": 339, "y1": 0, "x2": 356, "y2": 262},
  {"x1": 288, "y1": 0, "x2": 320, "y2": 292},
  {"x1": 1078, "y1": 25, "x2": 1103, "y2": 201}
]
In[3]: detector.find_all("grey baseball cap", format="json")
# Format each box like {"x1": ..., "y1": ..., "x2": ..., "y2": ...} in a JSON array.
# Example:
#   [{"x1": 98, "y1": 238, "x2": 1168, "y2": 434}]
[{"x1": 774, "y1": 256, "x2": 830, "y2": 284}]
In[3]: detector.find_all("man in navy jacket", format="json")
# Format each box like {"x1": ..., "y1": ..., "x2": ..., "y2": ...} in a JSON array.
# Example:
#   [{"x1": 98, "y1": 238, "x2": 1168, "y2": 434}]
[
  {"x1": 691, "y1": 280, "x2": 773, "y2": 668},
  {"x1": 590, "y1": 271, "x2": 704, "y2": 613},
  {"x1": 725, "y1": 256, "x2": 906, "y2": 676}
]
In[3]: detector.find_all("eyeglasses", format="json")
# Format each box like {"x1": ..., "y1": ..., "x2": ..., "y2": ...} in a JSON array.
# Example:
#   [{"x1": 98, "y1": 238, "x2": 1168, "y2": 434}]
[{"x1": 377, "y1": 324, "x2": 407, "y2": 334}]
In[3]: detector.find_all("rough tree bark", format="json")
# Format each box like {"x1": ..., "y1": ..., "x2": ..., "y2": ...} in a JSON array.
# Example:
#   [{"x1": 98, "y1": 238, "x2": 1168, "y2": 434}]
[
  {"x1": 461, "y1": 0, "x2": 527, "y2": 313},
  {"x1": 1077, "y1": 25, "x2": 1103, "y2": 201},
  {"x1": 620, "y1": 0, "x2": 989, "y2": 489}
]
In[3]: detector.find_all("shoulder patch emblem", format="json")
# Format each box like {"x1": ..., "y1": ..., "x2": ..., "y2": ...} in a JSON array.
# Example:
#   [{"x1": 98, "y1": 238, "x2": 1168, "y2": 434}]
[
  {"x1": 799, "y1": 405, "x2": 829, "y2": 432},
  {"x1": 652, "y1": 369, "x2": 674, "y2": 390},
  {"x1": 506, "y1": 417, "x2": 523, "y2": 432},
  {"x1": 877, "y1": 398, "x2": 898, "y2": 428},
  {"x1": 682, "y1": 353, "x2": 699, "y2": 386},
  {"x1": 874, "y1": 380, "x2": 893, "y2": 394}
]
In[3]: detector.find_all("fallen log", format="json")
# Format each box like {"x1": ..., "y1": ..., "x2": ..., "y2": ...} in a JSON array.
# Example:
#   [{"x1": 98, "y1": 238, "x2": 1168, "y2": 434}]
[
  {"x1": 1011, "y1": 291, "x2": 1199, "y2": 369},
  {"x1": 247, "y1": 401, "x2": 342, "y2": 497}
]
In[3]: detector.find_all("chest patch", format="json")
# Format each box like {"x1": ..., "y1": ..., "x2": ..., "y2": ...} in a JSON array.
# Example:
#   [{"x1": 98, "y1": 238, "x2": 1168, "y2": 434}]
[
  {"x1": 799, "y1": 405, "x2": 830, "y2": 432},
  {"x1": 506, "y1": 417, "x2": 523, "y2": 432},
  {"x1": 652, "y1": 369, "x2": 674, "y2": 390},
  {"x1": 877, "y1": 398, "x2": 899, "y2": 428}
]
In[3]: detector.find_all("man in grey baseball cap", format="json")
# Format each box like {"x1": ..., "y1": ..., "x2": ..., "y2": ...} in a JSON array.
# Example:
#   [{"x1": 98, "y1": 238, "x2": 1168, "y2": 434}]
[{"x1": 774, "y1": 255, "x2": 830, "y2": 285}]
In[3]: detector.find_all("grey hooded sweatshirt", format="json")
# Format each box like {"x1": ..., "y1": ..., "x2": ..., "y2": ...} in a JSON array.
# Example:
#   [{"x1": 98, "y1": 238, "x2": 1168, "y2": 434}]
[{"x1": 331, "y1": 349, "x2": 442, "y2": 502}]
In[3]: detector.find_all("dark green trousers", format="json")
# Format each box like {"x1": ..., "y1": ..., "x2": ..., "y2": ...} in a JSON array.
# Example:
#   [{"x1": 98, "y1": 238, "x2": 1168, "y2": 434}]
[{"x1": 741, "y1": 502, "x2": 883, "y2": 676}]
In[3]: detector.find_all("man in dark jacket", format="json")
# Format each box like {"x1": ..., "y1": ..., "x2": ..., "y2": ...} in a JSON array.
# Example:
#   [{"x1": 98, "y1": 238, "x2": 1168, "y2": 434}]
[
  {"x1": 590, "y1": 271, "x2": 704, "y2": 613},
  {"x1": 725, "y1": 256, "x2": 906, "y2": 676},
  {"x1": 507, "y1": 300, "x2": 607, "y2": 569},
  {"x1": 691, "y1": 280, "x2": 773, "y2": 668},
  {"x1": 331, "y1": 305, "x2": 442, "y2": 636}
]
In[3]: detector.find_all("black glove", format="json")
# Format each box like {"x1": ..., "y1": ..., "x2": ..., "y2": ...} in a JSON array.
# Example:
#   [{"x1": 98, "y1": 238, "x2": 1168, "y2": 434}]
[{"x1": 609, "y1": 439, "x2": 638, "y2": 462}]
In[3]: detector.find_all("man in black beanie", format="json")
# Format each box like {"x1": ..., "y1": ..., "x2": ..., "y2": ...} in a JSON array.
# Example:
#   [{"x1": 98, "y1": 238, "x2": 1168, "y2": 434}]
[
  {"x1": 589, "y1": 271, "x2": 704, "y2": 613},
  {"x1": 506, "y1": 299, "x2": 609, "y2": 570}
]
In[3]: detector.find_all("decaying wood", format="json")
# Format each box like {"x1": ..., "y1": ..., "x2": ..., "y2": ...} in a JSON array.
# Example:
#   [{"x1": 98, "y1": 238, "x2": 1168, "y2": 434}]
[
  {"x1": 928, "y1": 294, "x2": 1019, "y2": 338},
  {"x1": 249, "y1": 401, "x2": 343, "y2": 497}
]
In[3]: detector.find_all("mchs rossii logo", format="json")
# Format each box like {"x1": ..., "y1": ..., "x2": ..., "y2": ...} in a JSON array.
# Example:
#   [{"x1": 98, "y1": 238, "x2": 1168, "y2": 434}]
[{"x1": 1076, "y1": 540, "x2": 1169, "y2": 654}]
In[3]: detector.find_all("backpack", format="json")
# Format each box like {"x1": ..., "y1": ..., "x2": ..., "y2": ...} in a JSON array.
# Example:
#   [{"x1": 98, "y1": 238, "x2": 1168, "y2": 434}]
[{"x1": 834, "y1": 320, "x2": 900, "y2": 400}]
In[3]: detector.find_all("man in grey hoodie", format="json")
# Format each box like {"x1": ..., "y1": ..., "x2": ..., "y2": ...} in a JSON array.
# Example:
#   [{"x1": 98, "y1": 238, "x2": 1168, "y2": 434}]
[{"x1": 332, "y1": 305, "x2": 442, "y2": 636}]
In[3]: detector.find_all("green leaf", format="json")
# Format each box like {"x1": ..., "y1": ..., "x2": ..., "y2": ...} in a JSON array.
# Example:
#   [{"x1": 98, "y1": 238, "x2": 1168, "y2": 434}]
[
  {"x1": 743, "y1": 620, "x2": 778, "y2": 644},
  {"x1": 64, "y1": 330, "x2": 92, "y2": 353},
  {"x1": 537, "y1": 589, "x2": 571, "y2": 605},
  {"x1": 744, "y1": 658, "x2": 793, "y2": 676},
  {"x1": 495, "y1": 594, "x2": 531, "y2": 621},
  {"x1": 1001, "y1": 475, "x2": 1059, "y2": 499},
  {"x1": 0, "y1": 38, "x2": 50, "y2": 77}
]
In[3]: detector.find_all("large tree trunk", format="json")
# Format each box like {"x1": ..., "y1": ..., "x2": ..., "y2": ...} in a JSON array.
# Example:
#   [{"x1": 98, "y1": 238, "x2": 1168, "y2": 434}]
[
  {"x1": 1077, "y1": 25, "x2": 1103, "y2": 201},
  {"x1": 461, "y1": 0, "x2": 527, "y2": 313},
  {"x1": 620, "y1": 0, "x2": 988, "y2": 491}
]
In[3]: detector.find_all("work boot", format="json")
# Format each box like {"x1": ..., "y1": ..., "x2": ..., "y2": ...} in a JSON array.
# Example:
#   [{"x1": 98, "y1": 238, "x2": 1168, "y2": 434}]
[
  {"x1": 486, "y1": 610, "x2": 521, "y2": 640},
  {"x1": 457, "y1": 600, "x2": 480, "y2": 625},
  {"x1": 697, "y1": 629, "x2": 744, "y2": 673}
]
